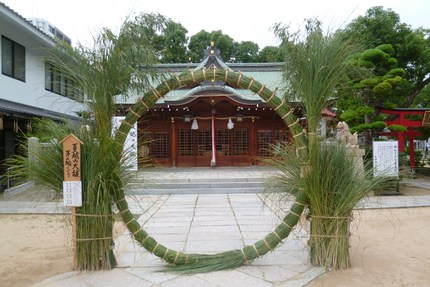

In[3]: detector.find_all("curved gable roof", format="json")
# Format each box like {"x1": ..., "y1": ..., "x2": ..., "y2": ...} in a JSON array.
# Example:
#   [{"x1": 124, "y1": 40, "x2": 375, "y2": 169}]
[{"x1": 119, "y1": 60, "x2": 284, "y2": 105}]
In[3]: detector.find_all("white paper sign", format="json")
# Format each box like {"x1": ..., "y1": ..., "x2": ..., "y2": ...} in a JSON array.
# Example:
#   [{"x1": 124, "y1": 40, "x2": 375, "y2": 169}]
[
  {"x1": 112, "y1": 117, "x2": 138, "y2": 171},
  {"x1": 373, "y1": 141, "x2": 399, "y2": 177},
  {"x1": 63, "y1": 181, "x2": 82, "y2": 207}
]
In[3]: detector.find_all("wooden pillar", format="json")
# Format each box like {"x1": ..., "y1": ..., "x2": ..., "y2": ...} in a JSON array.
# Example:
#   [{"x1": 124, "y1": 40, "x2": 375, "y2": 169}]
[
  {"x1": 211, "y1": 114, "x2": 216, "y2": 167},
  {"x1": 409, "y1": 127, "x2": 415, "y2": 169},
  {"x1": 250, "y1": 117, "x2": 256, "y2": 165},
  {"x1": 170, "y1": 117, "x2": 176, "y2": 167},
  {"x1": 398, "y1": 132, "x2": 405, "y2": 153}
]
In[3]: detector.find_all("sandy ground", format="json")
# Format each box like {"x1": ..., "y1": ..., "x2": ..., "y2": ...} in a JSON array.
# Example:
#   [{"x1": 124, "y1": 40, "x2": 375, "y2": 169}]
[
  {"x1": 0, "y1": 213, "x2": 126, "y2": 287},
  {"x1": 1, "y1": 186, "x2": 429, "y2": 287},
  {"x1": 0, "y1": 214, "x2": 73, "y2": 287},
  {"x1": 308, "y1": 207, "x2": 430, "y2": 287}
]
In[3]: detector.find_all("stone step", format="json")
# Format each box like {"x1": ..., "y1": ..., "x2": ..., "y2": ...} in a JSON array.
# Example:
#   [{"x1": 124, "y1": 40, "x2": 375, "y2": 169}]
[
  {"x1": 127, "y1": 177, "x2": 267, "y2": 184},
  {"x1": 125, "y1": 176, "x2": 273, "y2": 194},
  {"x1": 124, "y1": 168, "x2": 279, "y2": 195},
  {"x1": 126, "y1": 180, "x2": 265, "y2": 190},
  {"x1": 126, "y1": 186, "x2": 266, "y2": 195}
]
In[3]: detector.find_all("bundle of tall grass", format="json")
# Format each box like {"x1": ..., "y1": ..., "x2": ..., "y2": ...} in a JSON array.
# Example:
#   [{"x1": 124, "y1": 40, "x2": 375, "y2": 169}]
[
  {"x1": 266, "y1": 140, "x2": 390, "y2": 269},
  {"x1": 5, "y1": 119, "x2": 123, "y2": 270},
  {"x1": 9, "y1": 13, "x2": 169, "y2": 270},
  {"x1": 262, "y1": 19, "x2": 391, "y2": 270},
  {"x1": 75, "y1": 131, "x2": 124, "y2": 270},
  {"x1": 307, "y1": 143, "x2": 391, "y2": 269}
]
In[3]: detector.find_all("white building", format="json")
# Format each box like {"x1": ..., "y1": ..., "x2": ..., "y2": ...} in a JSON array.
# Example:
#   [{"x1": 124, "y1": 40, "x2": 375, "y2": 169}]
[
  {"x1": 0, "y1": 2, "x2": 85, "y2": 179},
  {"x1": 28, "y1": 18, "x2": 72, "y2": 45}
]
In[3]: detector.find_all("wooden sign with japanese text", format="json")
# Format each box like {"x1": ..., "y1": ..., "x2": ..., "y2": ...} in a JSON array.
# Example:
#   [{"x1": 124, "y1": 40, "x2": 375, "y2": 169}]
[
  {"x1": 60, "y1": 133, "x2": 83, "y2": 270},
  {"x1": 61, "y1": 134, "x2": 83, "y2": 207},
  {"x1": 62, "y1": 134, "x2": 82, "y2": 181}
]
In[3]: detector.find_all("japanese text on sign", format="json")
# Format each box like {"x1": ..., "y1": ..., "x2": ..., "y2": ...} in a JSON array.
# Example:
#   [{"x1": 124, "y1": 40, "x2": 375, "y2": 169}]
[
  {"x1": 64, "y1": 143, "x2": 80, "y2": 179},
  {"x1": 112, "y1": 116, "x2": 138, "y2": 171},
  {"x1": 63, "y1": 181, "x2": 82, "y2": 207},
  {"x1": 373, "y1": 141, "x2": 399, "y2": 177},
  {"x1": 62, "y1": 134, "x2": 82, "y2": 181}
]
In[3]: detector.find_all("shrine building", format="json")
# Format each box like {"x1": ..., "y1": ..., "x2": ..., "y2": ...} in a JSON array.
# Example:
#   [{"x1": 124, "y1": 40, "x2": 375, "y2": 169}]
[{"x1": 117, "y1": 44, "x2": 301, "y2": 168}]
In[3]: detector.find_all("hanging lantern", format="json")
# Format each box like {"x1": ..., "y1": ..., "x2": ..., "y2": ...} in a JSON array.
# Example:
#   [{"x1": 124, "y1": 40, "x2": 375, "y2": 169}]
[
  {"x1": 227, "y1": 118, "x2": 234, "y2": 129},
  {"x1": 191, "y1": 118, "x2": 199, "y2": 130}
]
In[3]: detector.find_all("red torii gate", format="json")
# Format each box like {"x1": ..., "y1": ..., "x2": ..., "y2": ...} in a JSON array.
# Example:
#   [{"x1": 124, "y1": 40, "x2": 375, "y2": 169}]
[{"x1": 376, "y1": 106, "x2": 430, "y2": 169}]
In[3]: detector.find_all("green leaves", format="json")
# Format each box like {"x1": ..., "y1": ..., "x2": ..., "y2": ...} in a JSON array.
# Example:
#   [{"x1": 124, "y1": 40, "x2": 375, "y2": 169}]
[
  {"x1": 275, "y1": 19, "x2": 360, "y2": 134},
  {"x1": 338, "y1": 6, "x2": 430, "y2": 140}
]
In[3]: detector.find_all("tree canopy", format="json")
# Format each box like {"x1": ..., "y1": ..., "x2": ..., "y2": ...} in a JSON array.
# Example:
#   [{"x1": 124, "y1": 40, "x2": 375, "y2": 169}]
[
  {"x1": 334, "y1": 6, "x2": 430, "y2": 146},
  {"x1": 338, "y1": 6, "x2": 430, "y2": 113}
]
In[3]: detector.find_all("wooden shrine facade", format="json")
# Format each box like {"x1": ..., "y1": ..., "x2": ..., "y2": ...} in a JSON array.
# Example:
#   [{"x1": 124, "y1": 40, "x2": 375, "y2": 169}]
[
  {"x1": 117, "y1": 43, "x2": 305, "y2": 168},
  {"x1": 135, "y1": 94, "x2": 292, "y2": 167}
]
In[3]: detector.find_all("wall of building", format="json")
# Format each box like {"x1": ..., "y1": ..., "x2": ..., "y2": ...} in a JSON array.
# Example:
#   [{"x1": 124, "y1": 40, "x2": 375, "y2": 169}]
[
  {"x1": 0, "y1": 4, "x2": 87, "y2": 184},
  {"x1": 0, "y1": 6, "x2": 86, "y2": 117}
]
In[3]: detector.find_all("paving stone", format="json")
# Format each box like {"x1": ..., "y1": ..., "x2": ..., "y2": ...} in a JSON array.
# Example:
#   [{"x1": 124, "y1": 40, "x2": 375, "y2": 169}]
[{"x1": 196, "y1": 269, "x2": 273, "y2": 287}]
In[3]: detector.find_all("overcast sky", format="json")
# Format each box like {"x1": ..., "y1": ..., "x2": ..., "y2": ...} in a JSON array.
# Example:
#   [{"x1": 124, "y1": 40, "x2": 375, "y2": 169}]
[{"x1": 3, "y1": 0, "x2": 430, "y2": 47}]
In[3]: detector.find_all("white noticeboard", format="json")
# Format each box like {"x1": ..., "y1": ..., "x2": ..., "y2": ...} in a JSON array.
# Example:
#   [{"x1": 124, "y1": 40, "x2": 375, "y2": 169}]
[
  {"x1": 63, "y1": 181, "x2": 82, "y2": 207},
  {"x1": 373, "y1": 141, "x2": 399, "y2": 177},
  {"x1": 112, "y1": 116, "x2": 138, "y2": 171}
]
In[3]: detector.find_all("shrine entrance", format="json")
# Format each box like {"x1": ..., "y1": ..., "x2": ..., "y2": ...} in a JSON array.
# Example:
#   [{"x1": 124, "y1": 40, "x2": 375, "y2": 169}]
[
  {"x1": 139, "y1": 95, "x2": 290, "y2": 168},
  {"x1": 176, "y1": 118, "x2": 251, "y2": 167}
]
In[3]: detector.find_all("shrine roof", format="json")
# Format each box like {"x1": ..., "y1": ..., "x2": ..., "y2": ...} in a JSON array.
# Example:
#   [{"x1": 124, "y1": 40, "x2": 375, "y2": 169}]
[
  {"x1": 118, "y1": 63, "x2": 284, "y2": 105},
  {"x1": 117, "y1": 42, "x2": 285, "y2": 105}
]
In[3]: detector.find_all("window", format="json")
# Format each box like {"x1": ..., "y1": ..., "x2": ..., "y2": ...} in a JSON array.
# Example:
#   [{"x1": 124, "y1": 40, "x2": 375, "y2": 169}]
[
  {"x1": 141, "y1": 131, "x2": 169, "y2": 158},
  {"x1": 1, "y1": 36, "x2": 25, "y2": 81},
  {"x1": 177, "y1": 129, "x2": 213, "y2": 156},
  {"x1": 154, "y1": 131, "x2": 169, "y2": 158},
  {"x1": 216, "y1": 129, "x2": 231, "y2": 155},
  {"x1": 257, "y1": 130, "x2": 272, "y2": 156},
  {"x1": 178, "y1": 129, "x2": 194, "y2": 156},
  {"x1": 233, "y1": 128, "x2": 248, "y2": 155},
  {"x1": 258, "y1": 129, "x2": 289, "y2": 157},
  {"x1": 196, "y1": 130, "x2": 212, "y2": 155},
  {"x1": 45, "y1": 62, "x2": 83, "y2": 101},
  {"x1": 274, "y1": 130, "x2": 289, "y2": 143}
]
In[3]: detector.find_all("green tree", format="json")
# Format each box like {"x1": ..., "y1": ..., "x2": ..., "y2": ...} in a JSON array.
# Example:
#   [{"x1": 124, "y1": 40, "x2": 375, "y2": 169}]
[
  {"x1": 134, "y1": 14, "x2": 188, "y2": 63},
  {"x1": 159, "y1": 20, "x2": 188, "y2": 63},
  {"x1": 188, "y1": 30, "x2": 235, "y2": 62},
  {"x1": 188, "y1": 30, "x2": 211, "y2": 62},
  {"x1": 257, "y1": 46, "x2": 283, "y2": 62},
  {"x1": 210, "y1": 30, "x2": 236, "y2": 61},
  {"x1": 339, "y1": 44, "x2": 406, "y2": 139},
  {"x1": 340, "y1": 6, "x2": 430, "y2": 111},
  {"x1": 232, "y1": 41, "x2": 259, "y2": 63},
  {"x1": 132, "y1": 13, "x2": 167, "y2": 61}
]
